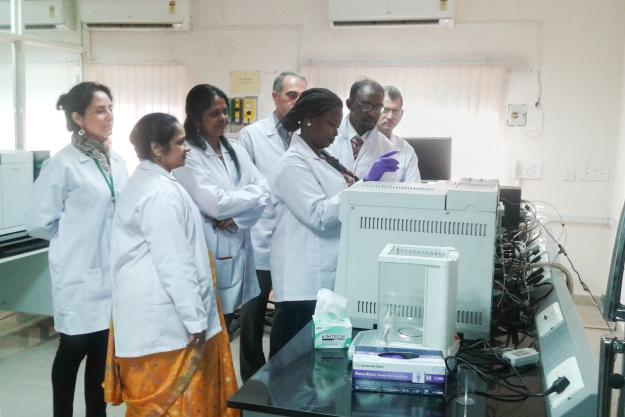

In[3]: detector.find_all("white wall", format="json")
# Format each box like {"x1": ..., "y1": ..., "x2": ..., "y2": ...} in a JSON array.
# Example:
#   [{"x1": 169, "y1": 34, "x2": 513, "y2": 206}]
[{"x1": 88, "y1": 0, "x2": 625, "y2": 295}]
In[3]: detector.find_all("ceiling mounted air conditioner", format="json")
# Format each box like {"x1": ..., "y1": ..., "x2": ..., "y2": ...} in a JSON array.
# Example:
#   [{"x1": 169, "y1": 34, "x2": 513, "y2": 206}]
[
  {"x1": 329, "y1": 0, "x2": 455, "y2": 27},
  {"x1": 79, "y1": 0, "x2": 190, "y2": 31},
  {"x1": 0, "y1": 0, "x2": 76, "y2": 30}
]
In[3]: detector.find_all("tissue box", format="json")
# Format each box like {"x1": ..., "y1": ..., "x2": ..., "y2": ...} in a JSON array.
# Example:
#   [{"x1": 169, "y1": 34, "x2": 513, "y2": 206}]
[
  {"x1": 352, "y1": 345, "x2": 447, "y2": 396},
  {"x1": 313, "y1": 315, "x2": 352, "y2": 349}
]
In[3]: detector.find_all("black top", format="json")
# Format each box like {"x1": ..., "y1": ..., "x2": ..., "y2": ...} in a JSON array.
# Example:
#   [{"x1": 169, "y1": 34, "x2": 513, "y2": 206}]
[{"x1": 228, "y1": 323, "x2": 548, "y2": 417}]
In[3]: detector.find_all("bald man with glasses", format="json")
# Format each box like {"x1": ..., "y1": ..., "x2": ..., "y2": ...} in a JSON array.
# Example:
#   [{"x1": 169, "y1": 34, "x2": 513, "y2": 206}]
[
  {"x1": 326, "y1": 79, "x2": 403, "y2": 181},
  {"x1": 237, "y1": 71, "x2": 307, "y2": 382},
  {"x1": 376, "y1": 85, "x2": 421, "y2": 182}
]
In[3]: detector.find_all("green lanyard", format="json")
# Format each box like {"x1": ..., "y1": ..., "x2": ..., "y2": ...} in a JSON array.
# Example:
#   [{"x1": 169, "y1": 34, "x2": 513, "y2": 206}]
[{"x1": 94, "y1": 159, "x2": 116, "y2": 203}]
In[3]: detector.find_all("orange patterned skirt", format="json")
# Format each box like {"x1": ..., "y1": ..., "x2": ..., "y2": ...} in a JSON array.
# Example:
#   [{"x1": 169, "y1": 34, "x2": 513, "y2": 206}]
[{"x1": 103, "y1": 253, "x2": 239, "y2": 417}]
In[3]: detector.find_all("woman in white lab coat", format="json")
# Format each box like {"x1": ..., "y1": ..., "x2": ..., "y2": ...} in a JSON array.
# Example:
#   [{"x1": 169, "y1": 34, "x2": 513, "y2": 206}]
[
  {"x1": 269, "y1": 88, "x2": 399, "y2": 356},
  {"x1": 105, "y1": 113, "x2": 237, "y2": 416},
  {"x1": 173, "y1": 84, "x2": 269, "y2": 331},
  {"x1": 24, "y1": 82, "x2": 128, "y2": 417}
]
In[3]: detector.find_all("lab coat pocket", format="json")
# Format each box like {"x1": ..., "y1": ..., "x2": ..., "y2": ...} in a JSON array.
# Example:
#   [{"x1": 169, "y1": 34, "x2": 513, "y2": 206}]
[
  {"x1": 214, "y1": 257, "x2": 235, "y2": 290},
  {"x1": 83, "y1": 268, "x2": 112, "y2": 303},
  {"x1": 214, "y1": 231, "x2": 243, "y2": 289},
  {"x1": 215, "y1": 230, "x2": 244, "y2": 259},
  {"x1": 54, "y1": 281, "x2": 82, "y2": 318}
]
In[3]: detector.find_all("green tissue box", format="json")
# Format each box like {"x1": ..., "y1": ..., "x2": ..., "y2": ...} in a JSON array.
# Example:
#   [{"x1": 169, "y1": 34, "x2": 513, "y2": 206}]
[{"x1": 313, "y1": 314, "x2": 352, "y2": 349}]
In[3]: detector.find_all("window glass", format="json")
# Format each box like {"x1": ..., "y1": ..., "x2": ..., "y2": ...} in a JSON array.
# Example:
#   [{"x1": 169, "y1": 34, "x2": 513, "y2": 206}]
[
  {"x1": 24, "y1": 44, "x2": 81, "y2": 154},
  {"x1": 0, "y1": 41, "x2": 15, "y2": 150},
  {"x1": 0, "y1": 1, "x2": 11, "y2": 34}
]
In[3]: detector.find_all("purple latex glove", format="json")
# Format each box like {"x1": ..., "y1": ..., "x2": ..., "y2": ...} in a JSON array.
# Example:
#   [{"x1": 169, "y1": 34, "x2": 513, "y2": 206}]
[{"x1": 363, "y1": 150, "x2": 400, "y2": 181}]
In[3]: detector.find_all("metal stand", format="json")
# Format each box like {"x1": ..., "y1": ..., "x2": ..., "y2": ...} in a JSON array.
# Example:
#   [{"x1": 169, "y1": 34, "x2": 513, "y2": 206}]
[
  {"x1": 598, "y1": 337, "x2": 625, "y2": 417},
  {"x1": 598, "y1": 203, "x2": 625, "y2": 417}
]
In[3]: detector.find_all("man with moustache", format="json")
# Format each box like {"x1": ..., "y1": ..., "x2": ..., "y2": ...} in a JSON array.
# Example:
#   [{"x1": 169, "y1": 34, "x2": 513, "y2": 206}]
[
  {"x1": 237, "y1": 71, "x2": 307, "y2": 381},
  {"x1": 377, "y1": 85, "x2": 421, "y2": 182},
  {"x1": 326, "y1": 79, "x2": 400, "y2": 181}
]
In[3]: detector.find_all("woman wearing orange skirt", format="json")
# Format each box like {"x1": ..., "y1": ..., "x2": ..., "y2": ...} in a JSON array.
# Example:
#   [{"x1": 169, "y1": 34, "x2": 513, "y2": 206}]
[{"x1": 103, "y1": 113, "x2": 238, "y2": 417}]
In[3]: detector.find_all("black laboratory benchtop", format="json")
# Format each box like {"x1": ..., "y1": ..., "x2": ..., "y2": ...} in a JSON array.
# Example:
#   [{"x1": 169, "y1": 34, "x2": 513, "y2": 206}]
[{"x1": 228, "y1": 323, "x2": 548, "y2": 417}]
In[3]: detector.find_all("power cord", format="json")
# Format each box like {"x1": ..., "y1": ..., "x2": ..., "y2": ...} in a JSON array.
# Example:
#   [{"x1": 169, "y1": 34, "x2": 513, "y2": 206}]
[
  {"x1": 446, "y1": 355, "x2": 570, "y2": 402},
  {"x1": 525, "y1": 203, "x2": 616, "y2": 336}
]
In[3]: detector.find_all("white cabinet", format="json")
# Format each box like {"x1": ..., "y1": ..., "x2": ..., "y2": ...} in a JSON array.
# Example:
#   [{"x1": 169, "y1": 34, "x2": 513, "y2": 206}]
[{"x1": 0, "y1": 151, "x2": 33, "y2": 235}]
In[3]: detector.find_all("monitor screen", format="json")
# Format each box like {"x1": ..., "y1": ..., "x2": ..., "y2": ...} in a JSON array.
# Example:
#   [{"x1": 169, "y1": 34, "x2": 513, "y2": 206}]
[{"x1": 405, "y1": 137, "x2": 452, "y2": 181}]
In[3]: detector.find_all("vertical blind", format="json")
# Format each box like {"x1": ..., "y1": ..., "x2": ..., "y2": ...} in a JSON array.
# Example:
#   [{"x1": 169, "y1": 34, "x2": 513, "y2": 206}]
[
  {"x1": 86, "y1": 63, "x2": 190, "y2": 172},
  {"x1": 300, "y1": 64, "x2": 507, "y2": 180}
]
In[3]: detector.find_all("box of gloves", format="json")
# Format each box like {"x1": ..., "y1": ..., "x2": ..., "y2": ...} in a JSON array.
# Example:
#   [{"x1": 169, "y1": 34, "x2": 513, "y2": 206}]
[
  {"x1": 312, "y1": 289, "x2": 352, "y2": 349},
  {"x1": 352, "y1": 345, "x2": 447, "y2": 396}
]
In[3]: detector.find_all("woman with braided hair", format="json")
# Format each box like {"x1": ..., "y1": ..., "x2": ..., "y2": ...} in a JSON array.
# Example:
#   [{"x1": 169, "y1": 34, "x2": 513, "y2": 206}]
[
  {"x1": 173, "y1": 84, "x2": 270, "y2": 334},
  {"x1": 268, "y1": 88, "x2": 398, "y2": 356}
]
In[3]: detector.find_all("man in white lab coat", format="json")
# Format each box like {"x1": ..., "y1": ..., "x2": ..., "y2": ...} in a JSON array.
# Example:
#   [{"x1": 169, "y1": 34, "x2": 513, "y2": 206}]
[
  {"x1": 237, "y1": 71, "x2": 307, "y2": 381},
  {"x1": 376, "y1": 85, "x2": 421, "y2": 182},
  {"x1": 326, "y1": 79, "x2": 401, "y2": 181}
]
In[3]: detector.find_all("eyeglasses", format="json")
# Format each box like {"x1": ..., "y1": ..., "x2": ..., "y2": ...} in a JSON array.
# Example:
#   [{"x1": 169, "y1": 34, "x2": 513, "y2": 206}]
[
  {"x1": 281, "y1": 91, "x2": 301, "y2": 100},
  {"x1": 382, "y1": 107, "x2": 404, "y2": 117},
  {"x1": 355, "y1": 101, "x2": 384, "y2": 113}
]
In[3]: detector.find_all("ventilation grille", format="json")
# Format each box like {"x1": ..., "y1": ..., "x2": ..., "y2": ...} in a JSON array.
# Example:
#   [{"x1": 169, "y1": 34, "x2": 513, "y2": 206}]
[
  {"x1": 357, "y1": 182, "x2": 437, "y2": 192},
  {"x1": 0, "y1": 24, "x2": 62, "y2": 30},
  {"x1": 85, "y1": 23, "x2": 178, "y2": 29},
  {"x1": 380, "y1": 303, "x2": 424, "y2": 319},
  {"x1": 358, "y1": 300, "x2": 484, "y2": 326},
  {"x1": 333, "y1": 19, "x2": 442, "y2": 27},
  {"x1": 389, "y1": 245, "x2": 449, "y2": 259},
  {"x1": 357, "y1": 300, "x2": 378, "y2": 315},
  {"x1": 457, "y1": 310, "x2": 483, "y2": 325},
  {"x1": 360, "y1": 217, "x2": 487, "y2": 237}
]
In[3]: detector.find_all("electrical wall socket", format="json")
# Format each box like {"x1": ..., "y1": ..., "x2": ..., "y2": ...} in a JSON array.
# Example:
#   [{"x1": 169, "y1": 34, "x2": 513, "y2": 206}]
[
  {"x1": 536, "y1": 302, "x2": 564, "y2": 338},
  {"x1": 546, "y1": 356, "x2": 584, "y2": 410},
  {"x1": 562, "y1": 168, "x2": 575, "y2": 181},
  {"x1": 507, "y1": 104, "x2": 527, "y2": 126},
  {"x1": 580, "y1": 162, "x2": 609, "y2": 181},
  {"x1": 514, "y1": 160, "x2": 542, "y2": 180}
]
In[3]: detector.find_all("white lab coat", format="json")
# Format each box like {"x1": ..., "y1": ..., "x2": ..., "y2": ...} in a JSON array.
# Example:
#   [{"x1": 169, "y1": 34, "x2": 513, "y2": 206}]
[
  {"x1": 24, "y1": 144, "x2": 128, "y2": 335},
  {"x1": 388, "y1": 133, "x2": 421, "y2": 182},
  {"x1": 237, "y1": 113, "x2": 288, "y2": 270},
  {"x1": 173, "y1": 140, "x2": 269, "y2": 313},
  {"x1": 326, "y1": 117, "x2": 399, "y2": 181},
  {"x1": 270, "y1": 134, "x2": 349, "y2": 302},
  {"x1": 110, "y1": 161, "x2": 221, "y2": 357}
]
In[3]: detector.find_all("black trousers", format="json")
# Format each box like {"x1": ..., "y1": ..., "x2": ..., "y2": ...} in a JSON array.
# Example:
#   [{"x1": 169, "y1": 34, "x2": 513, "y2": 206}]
[
  {"x1": 224, "y1": 313, "x2": 235, "y2": 336},
  {"x1": 52, "y1": 329, "x2": 108, "y2": 417},
  {"x1": 239, "y1": 269, "x2": 273, "y2": 381},
  {"x1": 269, "y1": 300, "x2": 316, "y2": 358}
]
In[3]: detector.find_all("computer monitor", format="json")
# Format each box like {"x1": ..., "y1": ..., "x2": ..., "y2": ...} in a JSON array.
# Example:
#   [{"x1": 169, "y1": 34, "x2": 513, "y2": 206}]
[{"x1": 405, "y1": 137, "x2": 452, "y2": 181}]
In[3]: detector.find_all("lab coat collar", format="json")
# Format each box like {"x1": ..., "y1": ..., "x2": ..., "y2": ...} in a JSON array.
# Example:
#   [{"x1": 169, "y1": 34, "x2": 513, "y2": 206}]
[
  {"x1": 198, "y1": 136, "x2": 231, "y2": 158},
  {"x1": 71, "y1": 144, "x2": 92, "y2": 164},
  {"x1": 290, "y1": 134, "x2": 322, "y2": 160},
  {"x1": 260, "y1": 113, "x2": 279, "y2": 137},
  {"x1": 344, "y1": 116, "x2": 375, "y2": 142},
  {"x1": 138, "y1": 159, "x2": 177, "y2": 180},
  {"x1": 71, "y1": 142, "x2": 121, "y2": 165}
]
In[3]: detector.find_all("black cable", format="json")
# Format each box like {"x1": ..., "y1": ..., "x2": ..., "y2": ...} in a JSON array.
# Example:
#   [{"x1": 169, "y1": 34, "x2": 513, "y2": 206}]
[
  {"x1": 475, "y1": 391, "x2": 528, "y2": 402},
  {"x1": 446, "y1": 356, "x2": 569, "y2": 399}
]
